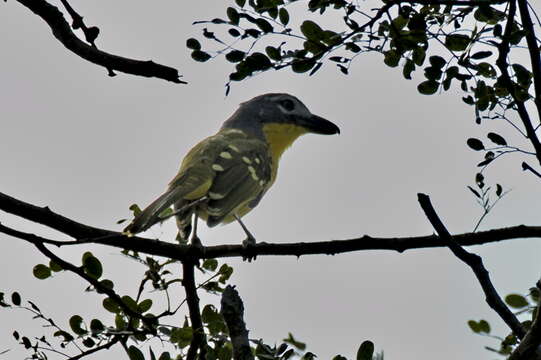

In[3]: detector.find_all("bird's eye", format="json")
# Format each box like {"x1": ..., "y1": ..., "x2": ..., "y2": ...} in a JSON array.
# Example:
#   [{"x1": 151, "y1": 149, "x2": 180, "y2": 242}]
[{"x1": 279, "y1": 99, "x2": 295, "y2": 112}]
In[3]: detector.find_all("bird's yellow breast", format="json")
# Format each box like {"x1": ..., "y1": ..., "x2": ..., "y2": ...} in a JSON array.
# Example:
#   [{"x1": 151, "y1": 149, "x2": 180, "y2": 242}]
[{"x1": 262, "y1": 123, "x2": 308, "y2": 166}]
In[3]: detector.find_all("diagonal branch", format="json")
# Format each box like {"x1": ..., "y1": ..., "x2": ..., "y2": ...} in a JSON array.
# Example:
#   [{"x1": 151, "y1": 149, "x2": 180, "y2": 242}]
[
  {"x1": 221, "y1": 285, "x2": 253, "y2": 360},
  {"x1": 182, "y1": 260, "x2": 206, "y2": 360},
  {"x1": 495, "y1": 0, "x2": 541, "y2": 165},
  {"x1": 418, "y1": 193, "x2": 526, "y2": 339},
  {"x1": 0, "y1": 223, "x2": 154, "y2": 328},
  {"x1": 517, "y1": 0, "x2": 541, "y2": 124},
  {"x1": 508, "y1": 280, "x2": 541, "y2": 360},
  {"x1": 14, "y1": 0, "x2": 186, "y2": 84}
]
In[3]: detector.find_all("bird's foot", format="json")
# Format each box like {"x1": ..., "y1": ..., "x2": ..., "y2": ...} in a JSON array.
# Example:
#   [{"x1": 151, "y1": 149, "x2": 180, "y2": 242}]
[{"x1": 242, "y1": 235, "x2": 257, "y2": 262}]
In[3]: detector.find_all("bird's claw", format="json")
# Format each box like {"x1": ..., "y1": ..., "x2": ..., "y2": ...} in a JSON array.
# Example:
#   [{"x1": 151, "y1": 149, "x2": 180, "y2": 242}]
[{"x1": 242, "y1": 235, "x2": 257, "y2": 262}]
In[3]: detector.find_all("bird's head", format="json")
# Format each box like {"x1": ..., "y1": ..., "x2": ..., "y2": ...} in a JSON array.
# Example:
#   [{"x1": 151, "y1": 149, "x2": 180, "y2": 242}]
[{"x1": 222, "y1": 93, "x2": 340, "y2": 161}]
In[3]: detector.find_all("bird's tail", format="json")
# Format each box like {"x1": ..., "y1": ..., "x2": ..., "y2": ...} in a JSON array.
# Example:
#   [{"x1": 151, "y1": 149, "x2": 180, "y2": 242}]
[{"x1": 123, "y1": 188, "x2": 183, "y2": 236}]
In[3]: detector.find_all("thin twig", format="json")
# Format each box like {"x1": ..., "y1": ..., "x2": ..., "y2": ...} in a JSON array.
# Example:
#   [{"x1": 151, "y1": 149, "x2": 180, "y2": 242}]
[
  {"x1": 14, "y1": 0, "x2": 185, "y2": 83},
  {"x1": 522, "y1": 161, "x2": 541, "y2": 178},
  {"x1": 417, "y1": 193, "x2": 526, "y2": 339}
]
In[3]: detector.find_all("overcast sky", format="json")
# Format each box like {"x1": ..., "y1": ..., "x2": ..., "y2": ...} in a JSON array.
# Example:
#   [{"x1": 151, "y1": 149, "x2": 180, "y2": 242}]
[{"x1": 1, "y1": 1, "x2": 540, "y2": 359}]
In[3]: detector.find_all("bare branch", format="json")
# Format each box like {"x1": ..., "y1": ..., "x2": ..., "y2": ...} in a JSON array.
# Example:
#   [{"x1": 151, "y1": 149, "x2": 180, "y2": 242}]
[
  {"x1": 182, "y1": 261, "x2": 206, "y2": 360},
  {"x1": 395, "y1": 0, "x2": 508, "y2": 5},
  {"x1": 221, "y1": 286, "x2": 253, "y2": 360},
  {"x1": 418, "y1": 193, "x2": 526, "y2": 339},
  {"x1": 517, "y1": 0, "x2": 541, "y2": 123},
  {"x1": 495, "y1": 0, "x2": 541, "y2": 165},
  {"x1": 522, "y1": 161, "x2": 541, "y2": 178},
  {"x1": 1, "y1": 192, "x2": 541, "y2": 261},
  {"x1": 508, "y1": 280, "x2": 541, "y2": 360},
  {"x1": 0, "y1": 223, "x2": 155, "y2": 328},
  {"x1": 14, "y1": 0, "x2": 186, "y2": 83}
]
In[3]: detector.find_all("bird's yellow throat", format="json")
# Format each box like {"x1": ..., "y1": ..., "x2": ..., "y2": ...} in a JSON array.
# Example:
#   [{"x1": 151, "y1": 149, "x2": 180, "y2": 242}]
[{"x1": 262, "y1": 123, "x2": 308, "y2": 163}]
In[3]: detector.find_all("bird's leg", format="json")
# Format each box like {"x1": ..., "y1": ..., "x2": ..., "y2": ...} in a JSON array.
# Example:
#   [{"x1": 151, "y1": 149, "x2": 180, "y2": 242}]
[
  {"x1": 234, "y1": 214, "x2": 257, "y2": 262},
  {"x1": 190, "y1": 215, "x2": 203, "y2": 248}
]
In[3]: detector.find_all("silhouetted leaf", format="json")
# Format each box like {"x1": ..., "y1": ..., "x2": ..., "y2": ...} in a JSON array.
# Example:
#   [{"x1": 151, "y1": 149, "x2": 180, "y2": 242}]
[
  {"x1": 186, "y1": 38, "x2": 201, "y2": 50},
  {"x1": 225, "y1": 50, "x2": 245, "y2": 63},
  {"x1": 417, "y1": 80, "x2": 439, "y2": 95},
  {"x1": 357, "y1": 340, "x2": 374, "y2": 360},
  {"x1": 467, "y1": 186, "x2": 480, "y2": 198},
  {"x1": 279, "y1": 8, "x2": 289, "y2": 25},
  {"x1": 128, "y1": 345, "x2": 145, "y2": 360},
  {"x1": 496, "y1": 184, "x2": 503, "y2": 196},
  {"x1": 69, "y1": 315, "x2": 86, "y2": 335},
  {"x1": 226, "y1": 7, "x2": 240, "y2": 25},
  {"x1": 11, "y1": 292, "x2": 21, "y2": 306},
  {"x1": 191, "y1": 50, "x2": 212, "y2": 62},
  {"x1": 33, "y1": 264, "x2": 51, "y2": 280},
  {"x1": 466, "y1": 138, "x2": 485, "y2": 151},
  {"x1": 445, "y1": 34, "x2": 470, "y2": 51},
  {"x1": 487, "y1": 132, "x2": 507, "y2": 146}
]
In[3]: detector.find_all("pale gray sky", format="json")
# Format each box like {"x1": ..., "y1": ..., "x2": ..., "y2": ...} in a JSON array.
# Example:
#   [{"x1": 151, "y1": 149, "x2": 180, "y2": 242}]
[{"x1": 1, "y1": 1, "x2": 540, "y2": 359}]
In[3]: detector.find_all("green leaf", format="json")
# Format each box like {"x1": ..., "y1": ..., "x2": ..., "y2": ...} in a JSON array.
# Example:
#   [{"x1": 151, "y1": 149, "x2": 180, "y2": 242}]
[
  {"x1": 103, "y1": 297, "x2": 121, "y2": 313},
  {"x1": 383, "y1": 50, "x2": 400, "y2": 67},
  {"x1": 292, "y1": 59, "x2": 316, "y2": 73},
  {"x1": 129, "y1": 204, "x2": 142, "y2": 216},
  {"x1": 53, "y1": 330, "x2": 74, "y2": 342},
  {"x1": 429, "y1": 55, "x2": 446, "y2": 69},
  {"x1": 83, "y1": 252, "x2": 103, "y2": 280},
  {"x1": 445, "y1": 34, "x2": 470, "y2": 51},
  {"x1": 138, "y1": 299, "x2": 153, "y2": 313},
  {"x1": 128, "y1": 345, "x2": 145, "y2": 360},
  {"x1": 82, "y1": 337, "x2": 95, "y2": 348},
  {"x1": 505, "y1": 294, "x2": 528, "y2": 308},
  {"x1": 170, "y1": 327, "x2": 193, "y2": 348},
  {"x1": 218, "y1": 264, "x2": 234, "y2": 283},
  {"x1": 158, "y1": 352, "x2": 172, "y2": 360},
  {"x1": 235, "y1": 0, "x2": 246, "y2": 6},
  {"x1": 356, "y1": 340, "x2": 374, "y2": 360},
  {"x1": 471, "y1": 51, "x2": 492, "y2": 60},
  {"x1": 49, "y1": 260, "x2": 63, "y2": 272},
  {"x1": 122, "y1": 295, "x2": 139, "y2": 313},
  {"x1": 225, "y1": 50, "x2": 245, "y2": 63},
  {"x1": 412, "y1": 47, "x2": 426, "y2": 66},
  {"x1": 255, "y1": 18, "x2": 273, "y2": 33},
  {"x1": 191, "y1": 50, "x2": 212, "y2": 62},
  {"x1": 11, "y1": 292, "x2": 21, "y2": 306},
  {"x1": 487, "y1": 132, "x2": 507, "y2": 146},
  {"x1": 417, "y1": 80, "x2": 439, "y2": 95},
  {"x1": 90, "y1": 319, "x2": 105, "y2": 333},
  {"x1": 33, "y1": 264, "x2": 51, "y2": 280},
  {"x1": 69, "y1": 315, "x2": 87, "y2": 335},
  {"x1": 283, "y1": 333, "x2": 306, "y2": 350},
  {"x1": 226, "y1": 7, "x2": 240, "y2": 25},
  {"x1": 265, "y1": 46, "x2": 281, "y2": 61},
  {"x1": 202, "y1": 259, "x2": 218, "y2": 272},
  {"x1": 478, "y1": 319, "x2": 491, "y2": 333},
  {"x1": 403, "y1": 59, "x2": 415, "y2": 79},
  {"x1": 467, "y1": 320, "x2": 480, "y2": 333},
  {"x1": 279, "y1": 8, "x2": 289, "y2": 25},
  {"x1": 301, "y1": 20, "x2": 324, "y2": 41},
  {"x1": 186, "y1": 38, "x2": 201, "y2": 50},
  {"x1": 466, "y1": 138, "x2": 485, "y2": 151}
]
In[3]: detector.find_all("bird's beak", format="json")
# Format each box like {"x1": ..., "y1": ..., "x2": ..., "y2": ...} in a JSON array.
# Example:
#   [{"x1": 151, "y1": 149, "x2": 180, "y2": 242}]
[{"x1": 298, "y1": 114, "x2": 340, "y2": 135}]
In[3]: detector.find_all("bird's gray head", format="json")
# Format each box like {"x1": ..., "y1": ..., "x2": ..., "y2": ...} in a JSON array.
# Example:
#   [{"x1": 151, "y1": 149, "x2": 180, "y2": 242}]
[{"x1": 221, "y1": 93, "x2": 340, "y2": 138}]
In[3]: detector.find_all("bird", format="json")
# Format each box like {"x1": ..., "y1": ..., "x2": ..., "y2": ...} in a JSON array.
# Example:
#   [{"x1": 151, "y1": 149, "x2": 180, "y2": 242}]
[{"x1": 123, "y1": 93, "x2": 340, "y2": 245}]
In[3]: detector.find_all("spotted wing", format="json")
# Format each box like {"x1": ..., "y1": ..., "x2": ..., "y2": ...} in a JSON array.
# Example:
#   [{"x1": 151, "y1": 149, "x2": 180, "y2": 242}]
[{"x1": 204, "y1": 135, "x2": 272, "y2": 227}]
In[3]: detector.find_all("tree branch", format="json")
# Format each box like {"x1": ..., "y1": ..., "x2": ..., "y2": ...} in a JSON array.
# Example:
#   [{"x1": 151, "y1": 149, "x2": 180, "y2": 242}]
[
  {"x1": 1, "y1": 192, "x2": 541, "y2": 261},
  {"x1": 495, "y1": 0, "x2": 541, "y2": 165},
  {"x1": 517, "y1": 0, "x2": 541, "y2": 124},
  {"x1": 182, "y1": 261, "x2": 206, "y2": 360},
  {"x1": 395, "y1": 0, "x2": 508, "y2": 5},
  {"x1": 221, "y1": 285, "x2": 253, "y2": 360},
  {"x1": 418, "y1": 193, "x2": 526, "y2": 339},
  {"x1": 14, "y1": 0, "x2": 186, "y2": 84},
  {"x1": 508, "y1": 280, "x2": 541, "y2": 360},
  {"x1": 0, "y1": 223, "x2": 155, "y2": 329}
]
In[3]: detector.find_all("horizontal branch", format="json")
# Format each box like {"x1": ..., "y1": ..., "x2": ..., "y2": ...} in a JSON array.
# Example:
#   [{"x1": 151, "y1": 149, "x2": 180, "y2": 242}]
[
  {"x1": 0, "y1": 192, "x2": 540, "y2": 261},
  {"x1": 394, "y1": 0, "x2": 509, "y2": 5},
  {"x1": 15, "y1": 0, "x2": 186, "y2": 84}
]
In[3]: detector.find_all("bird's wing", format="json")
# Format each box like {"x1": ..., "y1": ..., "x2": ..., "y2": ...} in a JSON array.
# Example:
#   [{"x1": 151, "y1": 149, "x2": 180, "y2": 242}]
[
  {"x1": 203, "y1": 135, "x2": 272, "y2": 227},
  {"x1": 124, "y1": 131, "x2": 272, "y2": 234},
  {"x1": 123, "y1": 135, "x2": 221, "y2": 235}
]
